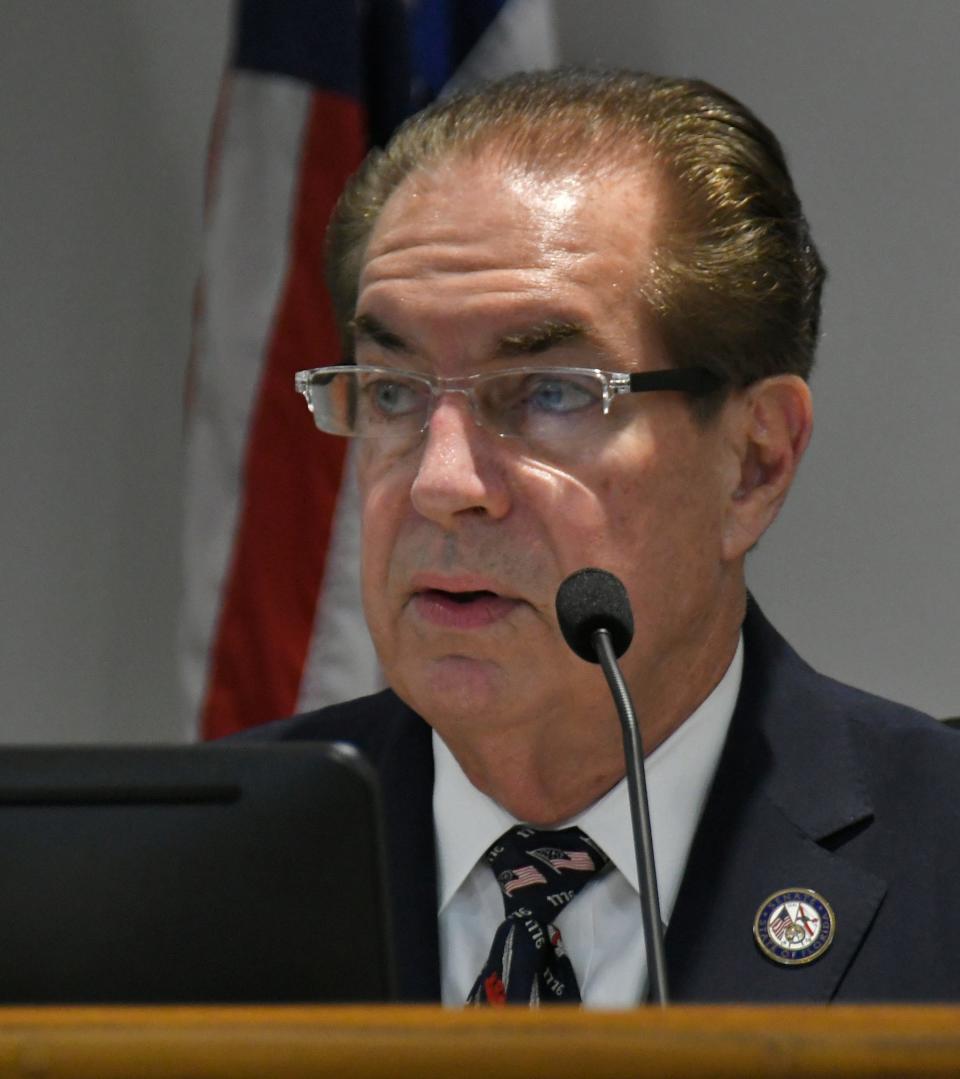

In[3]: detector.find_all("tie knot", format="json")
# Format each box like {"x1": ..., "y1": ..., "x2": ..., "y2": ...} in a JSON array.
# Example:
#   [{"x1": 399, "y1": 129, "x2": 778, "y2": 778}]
[{"x1": 484, "y1": 824, "x2": 609, "y2": 919}]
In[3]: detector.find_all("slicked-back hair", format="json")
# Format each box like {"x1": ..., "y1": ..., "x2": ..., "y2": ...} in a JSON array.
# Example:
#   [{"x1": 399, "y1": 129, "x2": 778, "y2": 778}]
[{"x1": 325, "y1": 68, "x2": 825, "y2": 406}]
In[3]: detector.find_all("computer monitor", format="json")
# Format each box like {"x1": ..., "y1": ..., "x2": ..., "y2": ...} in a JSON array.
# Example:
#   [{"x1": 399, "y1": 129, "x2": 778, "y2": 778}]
[{"x1": 0, "y1": 743, "x2": 394, "y2": 1004}]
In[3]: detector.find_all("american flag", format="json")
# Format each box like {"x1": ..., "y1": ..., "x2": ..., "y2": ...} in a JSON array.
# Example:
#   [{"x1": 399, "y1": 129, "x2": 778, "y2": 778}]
[
  {"x1": 769, "y1": 906, "x2": 795, "y2": 941},
  {"x1": 182, "y1": 0, "x2": 557, "y2": 738},
  {"x1": 502, "y1": 866, "x2": 548, "y2": 895},
  {"x1": 530, "y1": 847, "x2": 596, "y2": 872}
]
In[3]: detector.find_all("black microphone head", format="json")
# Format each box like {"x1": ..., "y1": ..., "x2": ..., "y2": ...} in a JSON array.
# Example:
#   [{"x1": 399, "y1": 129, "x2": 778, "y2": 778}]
[{"x1": 555, "y1": 568, "x2": 634, "y2": 663}]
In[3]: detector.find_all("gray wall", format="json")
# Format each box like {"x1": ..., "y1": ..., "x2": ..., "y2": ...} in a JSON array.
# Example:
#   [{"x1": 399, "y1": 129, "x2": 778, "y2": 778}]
[
  {"x1": 0, "y1": 1, "x2": 956, "y2": 743},
  {"x1": 0, "y1": 1, "x2": 231, "y2": 741}
]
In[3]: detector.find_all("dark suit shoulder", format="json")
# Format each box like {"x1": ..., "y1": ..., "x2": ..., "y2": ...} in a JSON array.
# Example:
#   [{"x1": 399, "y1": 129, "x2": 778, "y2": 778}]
[
  {"x1": 776, "y1": 641, "x2": 960, "y2": 806},
  {"x1": 227, "y1": 689, "x2": 424, "y2": 767},
  {"x1": 744, "y1": 598, "x2": 960, "y2": 822},
  {"x1": 838, "y1": 683, "x2": 960, "y2": 823}
]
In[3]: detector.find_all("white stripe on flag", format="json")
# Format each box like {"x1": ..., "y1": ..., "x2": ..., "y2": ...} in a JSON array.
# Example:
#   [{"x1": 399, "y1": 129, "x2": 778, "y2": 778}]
[
  {"x1": 444, "y1": 0, "x2": 559, "y2": 94},
  {"x1": 180, "y1": 72, "x2": 313, "y2": 735}
]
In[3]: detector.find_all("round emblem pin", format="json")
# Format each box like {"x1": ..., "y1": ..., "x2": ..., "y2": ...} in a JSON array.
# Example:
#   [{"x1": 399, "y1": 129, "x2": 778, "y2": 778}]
[{"x1": 753, "y1": 888, "x2": 835, "y2": 966}]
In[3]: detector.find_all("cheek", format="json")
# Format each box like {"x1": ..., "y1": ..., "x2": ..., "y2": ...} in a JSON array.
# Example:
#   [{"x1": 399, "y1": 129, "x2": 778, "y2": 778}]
[
  {"x1": 510, "y1": 457, "x2": 613, "y2": 570},
  {"x1": 357, "y1": 455, "x2": 412, "y2": 597},
  {"x1": 357, "y1": 473, "x2": 416, "y2": 670},
  {"x1": 565, "y1": 427, "x2": 725, "y2": 589},
  {"x1": 557, "y1": 432, "x2": 660, "y2": 543}
]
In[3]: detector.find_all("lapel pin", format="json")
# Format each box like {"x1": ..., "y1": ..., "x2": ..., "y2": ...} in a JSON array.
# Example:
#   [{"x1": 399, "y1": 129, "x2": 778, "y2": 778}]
[{"x1": 754, "y1": 888, "x2": 835, "y2": 966}]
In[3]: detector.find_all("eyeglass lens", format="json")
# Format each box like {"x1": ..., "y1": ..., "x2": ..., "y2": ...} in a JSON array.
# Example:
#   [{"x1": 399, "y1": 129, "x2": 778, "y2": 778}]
[{"x1": 307, "y1": 368, "x2": 614, "y2": 447}]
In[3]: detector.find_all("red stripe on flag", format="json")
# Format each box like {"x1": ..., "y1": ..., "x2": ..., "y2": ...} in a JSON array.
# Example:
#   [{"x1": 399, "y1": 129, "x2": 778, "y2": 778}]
[{"x1": 200, "y1": 90, "x2": 366, "y2": 739}]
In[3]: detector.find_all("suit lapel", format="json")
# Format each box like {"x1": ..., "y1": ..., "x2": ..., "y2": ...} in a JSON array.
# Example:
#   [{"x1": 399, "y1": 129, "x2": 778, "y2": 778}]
[
  {"x1": 666, "y1": 600, "x2": 886, "y2": 1002},
  {"x1": 373, "y1": 699, "x2": 442, "y2": 1002}
]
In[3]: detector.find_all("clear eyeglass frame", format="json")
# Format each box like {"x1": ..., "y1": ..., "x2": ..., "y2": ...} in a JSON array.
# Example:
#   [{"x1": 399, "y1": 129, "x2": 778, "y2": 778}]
[{"x1": 293, "y1": 364, "x2": 724, "y2": 446}]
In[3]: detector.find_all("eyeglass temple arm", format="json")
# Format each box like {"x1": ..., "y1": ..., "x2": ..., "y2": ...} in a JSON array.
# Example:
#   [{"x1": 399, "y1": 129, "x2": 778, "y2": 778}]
[{"x1": 627, "y1": 368, "x2": 726, "y2": 397}]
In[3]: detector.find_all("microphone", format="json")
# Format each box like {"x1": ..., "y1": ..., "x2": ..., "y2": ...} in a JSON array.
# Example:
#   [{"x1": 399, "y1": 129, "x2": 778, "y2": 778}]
[
  {"x1": 555, "y1": 566, "x2": 634, "y2": 661},
  {"x1": 555, "y1": 568, "x2": 669, "y2": 1006}
]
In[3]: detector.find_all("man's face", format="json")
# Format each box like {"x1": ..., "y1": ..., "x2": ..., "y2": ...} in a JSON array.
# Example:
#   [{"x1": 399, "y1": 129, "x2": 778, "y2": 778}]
[{"x1": 353, "y1": 155, "x2": 742, "y2": 748}]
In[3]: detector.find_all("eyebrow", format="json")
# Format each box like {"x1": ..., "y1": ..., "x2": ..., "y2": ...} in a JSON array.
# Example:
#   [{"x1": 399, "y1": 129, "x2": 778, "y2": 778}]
[
  {"x1": 495, "y1": 320, "x2": 589, "y2": 357},
  {"x1": 350, "y1": 314, "x2": 410, "y2": 353},
  {"x1": 350, "y1": 314, "x2": 590, "y2": 360}
]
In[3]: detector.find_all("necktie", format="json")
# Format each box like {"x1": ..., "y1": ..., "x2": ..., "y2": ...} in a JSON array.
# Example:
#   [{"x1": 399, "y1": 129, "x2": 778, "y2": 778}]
[{"x1": 467, "y1": 824, "x2": 609, "y2": 1005}]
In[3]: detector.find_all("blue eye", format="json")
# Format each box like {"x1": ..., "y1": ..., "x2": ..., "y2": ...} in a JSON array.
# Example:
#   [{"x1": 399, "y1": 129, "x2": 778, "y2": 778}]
[
  {"x1": 526, "y1": 375, "x2": 599, "y2": 414},
  {"x1": 368, "y1": 378, "x2": 421, "y2": 417}
]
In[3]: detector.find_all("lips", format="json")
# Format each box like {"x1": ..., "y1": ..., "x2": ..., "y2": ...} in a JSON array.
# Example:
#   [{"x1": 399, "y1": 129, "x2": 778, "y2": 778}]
[{"x1": 409, "y1": 583, "x2": 522, "y2": 630}]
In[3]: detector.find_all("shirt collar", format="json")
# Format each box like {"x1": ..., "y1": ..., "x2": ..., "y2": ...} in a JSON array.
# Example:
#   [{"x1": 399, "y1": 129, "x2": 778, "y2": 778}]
[
  {"x1": 433, "y1": 634, "x2": 743, "y2": 915},
  {"x1": 433, "y1": 732, "x2": 515, "y2": 912}
]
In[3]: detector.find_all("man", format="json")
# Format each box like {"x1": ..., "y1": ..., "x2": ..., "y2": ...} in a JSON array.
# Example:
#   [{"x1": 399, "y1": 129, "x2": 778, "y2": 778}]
[{"x1": 248, "y1": 70, "x2": 960, "y2": 1004}]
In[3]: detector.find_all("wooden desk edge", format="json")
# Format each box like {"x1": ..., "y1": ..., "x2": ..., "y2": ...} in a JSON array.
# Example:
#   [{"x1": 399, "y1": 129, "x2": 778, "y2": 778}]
[{"x1": 0, "y1": 1005, "x2": 958, "y2": 1079}]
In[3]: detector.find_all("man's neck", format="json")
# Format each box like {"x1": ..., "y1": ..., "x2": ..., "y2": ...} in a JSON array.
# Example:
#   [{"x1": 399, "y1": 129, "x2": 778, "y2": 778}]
[
  {"x1": 436, "y1": 614, "x2": 743, "y2": 826},
  {"x1": 452, "y1": 727, "x2": 627, "y2": 827}
]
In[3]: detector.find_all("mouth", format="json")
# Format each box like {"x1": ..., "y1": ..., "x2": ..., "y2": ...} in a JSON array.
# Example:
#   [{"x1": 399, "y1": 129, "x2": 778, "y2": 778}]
[
  {"x1": 430, "y1": 588, "x2": 496, "y2": 604},
  {"x1": 410, "y1": 587, "x2": 521, "y2": 629}
]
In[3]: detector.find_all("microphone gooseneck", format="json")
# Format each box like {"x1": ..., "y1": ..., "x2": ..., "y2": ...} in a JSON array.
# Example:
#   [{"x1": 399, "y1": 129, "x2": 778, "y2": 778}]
[{"x1": 555, "y1": 568, "x2": 669, "y2": 1006}]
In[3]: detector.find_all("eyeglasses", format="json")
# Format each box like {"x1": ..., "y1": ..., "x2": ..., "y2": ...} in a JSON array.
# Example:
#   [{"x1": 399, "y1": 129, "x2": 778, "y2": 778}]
[{"x1": 294, "y1": 364, "x2": 725, "y2": 449}]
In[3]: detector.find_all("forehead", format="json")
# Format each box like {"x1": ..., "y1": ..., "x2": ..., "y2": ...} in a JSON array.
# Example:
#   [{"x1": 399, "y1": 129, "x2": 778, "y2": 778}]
[{"x1": 355, "y1": 154, "x2": 666, "y2": 363}]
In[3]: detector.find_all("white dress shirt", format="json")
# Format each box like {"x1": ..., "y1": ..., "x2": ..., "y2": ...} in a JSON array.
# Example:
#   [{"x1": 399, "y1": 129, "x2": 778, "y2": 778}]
[{"x1": 434, "y1": 635, "x2": 743, "y2": 1007}]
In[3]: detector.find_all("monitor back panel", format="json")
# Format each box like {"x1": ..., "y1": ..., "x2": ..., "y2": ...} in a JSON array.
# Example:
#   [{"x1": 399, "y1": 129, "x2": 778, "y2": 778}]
[{"x1": 0, "y1": 744, "x2": 394, "y2": 1004}]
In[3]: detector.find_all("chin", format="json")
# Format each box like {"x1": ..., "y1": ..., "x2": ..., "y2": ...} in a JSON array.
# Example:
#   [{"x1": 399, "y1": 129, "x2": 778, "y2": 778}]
[{"x1": 397, "y1": 654, "x2": 513, "y2": 727}]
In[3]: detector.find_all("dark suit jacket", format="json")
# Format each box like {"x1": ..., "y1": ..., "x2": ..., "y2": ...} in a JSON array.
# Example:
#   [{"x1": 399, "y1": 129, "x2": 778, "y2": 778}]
[{"x1": 241, "y1": 600, "x2": 960, "y2": 1002}]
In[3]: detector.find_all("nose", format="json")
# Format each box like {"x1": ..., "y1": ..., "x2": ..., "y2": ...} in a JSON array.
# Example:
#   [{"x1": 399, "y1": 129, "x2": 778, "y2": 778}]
[{"x1": 409, "y1": 393, "x2": 511, "y2": 525}]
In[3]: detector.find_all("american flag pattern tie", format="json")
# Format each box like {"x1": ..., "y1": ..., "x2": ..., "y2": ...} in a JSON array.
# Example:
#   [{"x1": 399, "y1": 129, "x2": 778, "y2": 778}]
[{"x1": 467, "y1": 824, "x2": 609, "y2": 1006}]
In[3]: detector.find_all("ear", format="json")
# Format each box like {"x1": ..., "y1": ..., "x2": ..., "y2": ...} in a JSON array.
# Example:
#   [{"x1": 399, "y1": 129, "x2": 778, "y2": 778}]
[{"x1": 721, "y1": 374, "x2": 813, "y2": 561}]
